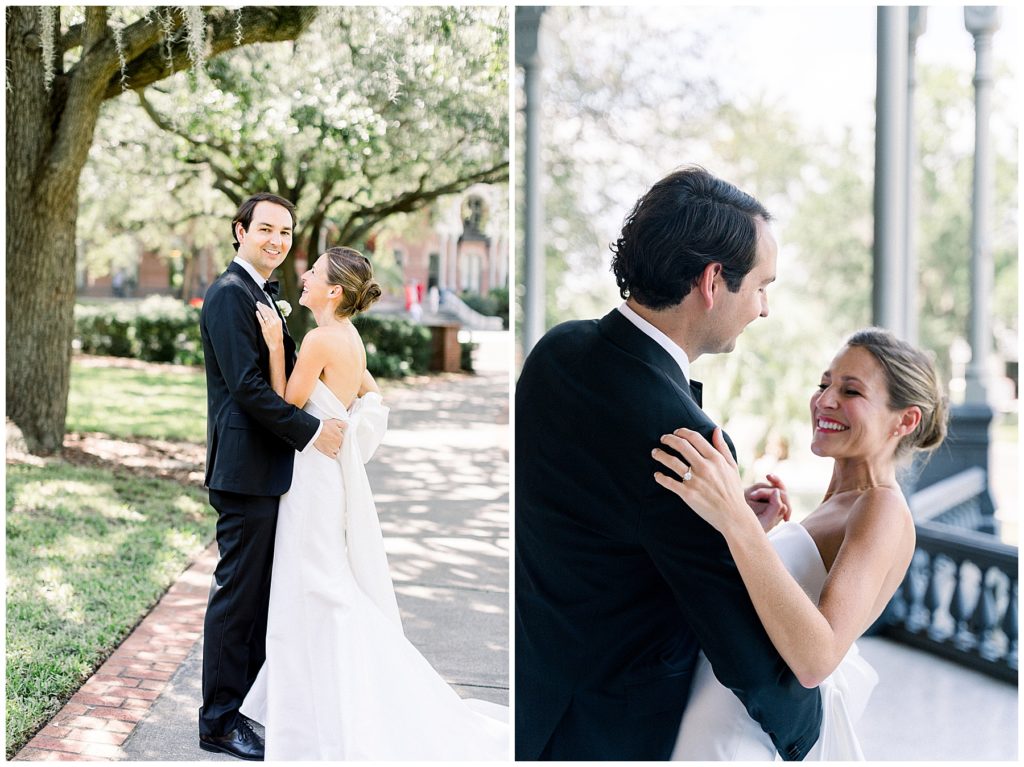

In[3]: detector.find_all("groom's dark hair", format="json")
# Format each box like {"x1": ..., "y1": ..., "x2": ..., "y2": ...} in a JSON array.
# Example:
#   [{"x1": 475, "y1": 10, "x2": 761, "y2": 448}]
[
  {"x1": 610, "y1": 166, "x2": 771, "y2": 310},
  {"x1": 231, "y1": 192, "x2": 297, "y2": 252}
]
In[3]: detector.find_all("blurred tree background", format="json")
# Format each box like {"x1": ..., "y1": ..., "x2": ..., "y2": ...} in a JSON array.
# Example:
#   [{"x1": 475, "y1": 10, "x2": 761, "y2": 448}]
[
  {"x1": 517, "y1": 6, "x2": 1018, "y2": 477},
  {"x1": 81, "y1": 6, "x2": 508, "y2": 339}
]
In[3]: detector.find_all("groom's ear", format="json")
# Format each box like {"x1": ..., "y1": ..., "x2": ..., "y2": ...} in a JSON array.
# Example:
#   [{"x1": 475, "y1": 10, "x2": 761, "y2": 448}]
[{"x1": 696, "y1": 263, "x2": 719, "y2": 310}]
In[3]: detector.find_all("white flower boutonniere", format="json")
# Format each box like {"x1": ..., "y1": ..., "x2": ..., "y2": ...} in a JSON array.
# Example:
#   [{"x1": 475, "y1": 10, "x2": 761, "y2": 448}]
[{"x1": 275, "y1": 299, "x2": 292, "y2": 318}]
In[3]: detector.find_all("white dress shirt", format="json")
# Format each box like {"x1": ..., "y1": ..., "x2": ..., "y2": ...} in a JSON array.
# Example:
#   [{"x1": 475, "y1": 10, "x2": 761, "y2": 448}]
[
  {"x1": 233, "y1": 256, "x2": 275, "y2": 302},
  {"x1": 616, "y1": 301, "x2": 691, "y2": 382}
]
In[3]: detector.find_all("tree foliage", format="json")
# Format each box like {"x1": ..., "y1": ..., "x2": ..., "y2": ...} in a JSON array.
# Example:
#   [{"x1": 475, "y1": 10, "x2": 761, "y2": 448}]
[
  {"x1": 83, "y1": 6, "x2": 509, "y2": 337},
  {"x1": 517, "y1": 6, "x2": 724, "y2": 328}
]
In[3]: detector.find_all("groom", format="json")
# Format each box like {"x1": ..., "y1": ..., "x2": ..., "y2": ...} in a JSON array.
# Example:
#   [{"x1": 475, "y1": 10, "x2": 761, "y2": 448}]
[
  {"x1": 198, "y1": 192, "x2": 346, "y2": 759},
  {"x1": 516, "y1": 167, "x2": 822, "y2": 760}
]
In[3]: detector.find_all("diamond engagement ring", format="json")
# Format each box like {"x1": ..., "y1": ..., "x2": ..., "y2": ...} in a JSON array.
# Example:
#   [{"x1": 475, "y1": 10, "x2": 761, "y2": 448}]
[{"x1": 682, "y1": 469, "x2": 694, "y2": 482}]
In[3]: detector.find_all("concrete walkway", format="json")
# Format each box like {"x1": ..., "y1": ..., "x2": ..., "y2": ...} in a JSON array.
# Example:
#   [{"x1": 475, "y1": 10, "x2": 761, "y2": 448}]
[
  {"x1": 856, "y1": 635, "x2": 1017, "y2": 760},
  {"x1": 15, "y1": 331, "x2": 510, "y2": 761}
]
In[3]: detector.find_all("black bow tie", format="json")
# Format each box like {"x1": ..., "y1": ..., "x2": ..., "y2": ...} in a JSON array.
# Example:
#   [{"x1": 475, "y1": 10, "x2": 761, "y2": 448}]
[
  {"x1": 263, "y1": 280, "x2": 280, "y2": 299},
  {"x1": 689, "y1": 379, "x2": 703, "y2": 408}
]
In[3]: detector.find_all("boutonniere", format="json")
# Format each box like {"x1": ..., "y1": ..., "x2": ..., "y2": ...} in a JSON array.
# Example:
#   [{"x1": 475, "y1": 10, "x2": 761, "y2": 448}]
[{"x1": 275, "y1": 299, "x2": 292, "y2": 318}]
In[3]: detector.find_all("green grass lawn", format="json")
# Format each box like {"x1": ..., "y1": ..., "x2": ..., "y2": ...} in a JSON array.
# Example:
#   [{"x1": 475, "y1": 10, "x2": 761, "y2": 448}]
[
  {"x1": 5, "y1": 463, "x2": 215, "y2": 758},
  {"x1": 6, "y1": 358, "x2": 215, "y2": 757},
  {"x1": 66, "y1": 359, "x2": 206, "y2": 442}
]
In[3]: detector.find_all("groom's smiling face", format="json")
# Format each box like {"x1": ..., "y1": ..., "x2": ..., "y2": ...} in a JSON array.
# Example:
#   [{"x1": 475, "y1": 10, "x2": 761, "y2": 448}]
[{"x1": 236, "y1": 201, "x2": 293, "y2": 278}]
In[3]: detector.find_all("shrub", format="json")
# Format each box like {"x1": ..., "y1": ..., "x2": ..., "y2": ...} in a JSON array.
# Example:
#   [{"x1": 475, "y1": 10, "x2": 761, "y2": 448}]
[
  {"x1": 461, "y1": 340, "x2": 478, "y2": 373},
  {"x1": 489, "y1": 287, "x2": 509, "y2": 329},
  {"x1": 74, "y1": 301, "x2": 430, "y2": 377},
  {"x1": 74, "y1": 303, "x2": 136, "y2": 357},
  {"x1": 459, "y1": 287, "x2": 509, "y2": 329},
  {"x1": 352, "y1": 313, "x2": 433, "y2": 378},
  {"x1": 133, "y1": 296, "x2": 203, "y2": 365},
  {"x1": 74, "y1": 298, "x2": 202, "y2": 366}
]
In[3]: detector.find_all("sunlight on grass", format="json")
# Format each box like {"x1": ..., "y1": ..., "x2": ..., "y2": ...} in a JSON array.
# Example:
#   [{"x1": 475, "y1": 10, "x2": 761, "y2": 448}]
[
  {"x1": 164, "y1": 528, "x2": 206, "y2": 556},
  {"x1": 35, "y1": 533, "x2": 116, "y2": 561},
  {"x1": 171, "y1": 493, "x2": 207, "y2": 519},
  {"x1": 35, "y1": 569, "x2": 84, "y2": 626},
  {"x1": 5, "y1": 462, "x2": 215, "y2": 757},
  {"x1": 66, "y1": 359, "x2": 206, "y2": 442}
]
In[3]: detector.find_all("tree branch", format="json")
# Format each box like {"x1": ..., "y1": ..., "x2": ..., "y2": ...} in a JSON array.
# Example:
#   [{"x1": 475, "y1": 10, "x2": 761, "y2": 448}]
[
  {"x1": 102, "y1": 7, "x2": 318, "y2": 100},
  {"x1": 335, "y1": 160, "x2": 509, "y2": 243},
  {"x1": 80, "y1": 7, "x2": 109, "y2": 54},
  {"x1": 60, "y1": 22, "x2": 83, "y2": 54},
  {"x1": 135, "y1": 89, "x2": 235, "y2": 158}
]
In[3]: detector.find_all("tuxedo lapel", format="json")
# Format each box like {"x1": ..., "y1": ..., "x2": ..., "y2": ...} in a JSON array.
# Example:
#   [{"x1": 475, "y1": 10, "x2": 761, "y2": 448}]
[
  {"x1": 597, "y1": 310, "x2": 701, "y2": 407},
  {"x1": 689, "y1": 379, "x2": 703, "y2": 408},
  {"x1": 226, "y1": 260, "x2": 261, "y2": 295},
  {"x1": 225, "y1": 261, "x2": 297, "y2": 362}
]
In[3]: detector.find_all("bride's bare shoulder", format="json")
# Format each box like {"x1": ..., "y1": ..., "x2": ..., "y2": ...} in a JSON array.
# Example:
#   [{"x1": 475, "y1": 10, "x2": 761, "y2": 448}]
[
  {"x1": 302, "y1": 324, "x2": 360, "y2": 349},
  {"x1": 844, "y1": 486, "x2": 914, "y2": 550}
]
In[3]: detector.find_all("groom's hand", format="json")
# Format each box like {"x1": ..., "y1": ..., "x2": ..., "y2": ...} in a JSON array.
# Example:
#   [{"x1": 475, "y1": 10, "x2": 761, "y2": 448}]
[
  {"x1": 744, "y1": 473, "x2": 790, "y2": 532},
  {"x1": 314, "y1": 419, "x2": 346, "y2": 458}
]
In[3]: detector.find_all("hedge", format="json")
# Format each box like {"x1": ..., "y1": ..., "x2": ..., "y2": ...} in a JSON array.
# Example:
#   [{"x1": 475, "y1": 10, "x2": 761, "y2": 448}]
[
  {"x1": 75, "y1": 296, "x2": 203, "y2": 365},
  {"x1": 352, "y1": 313, "x2": 432, "y2": 378},
  {"x1": 74, "y1": 299, "x2": 433, "y2": 378}
]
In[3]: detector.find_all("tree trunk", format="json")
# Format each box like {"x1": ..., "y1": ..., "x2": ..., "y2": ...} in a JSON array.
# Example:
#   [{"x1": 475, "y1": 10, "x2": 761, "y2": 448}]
[
  {"x1": 6, "y1": 8, "x2": 84, "y2": 454},
  {"x1": 282, "y1": 213, "x2": 325, "y2": 342}
]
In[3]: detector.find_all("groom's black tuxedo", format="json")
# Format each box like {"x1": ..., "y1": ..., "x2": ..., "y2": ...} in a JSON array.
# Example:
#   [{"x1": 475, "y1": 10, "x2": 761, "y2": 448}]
[
  {"x1": 515, "y1": 309, "x2": 822, "y2": 761},
  {"x1": 202, "y1": 261, "x2": 319, "y2": 494},
  {"x1": 198, "y1": 261, "x2": 320, "y2": 737}
]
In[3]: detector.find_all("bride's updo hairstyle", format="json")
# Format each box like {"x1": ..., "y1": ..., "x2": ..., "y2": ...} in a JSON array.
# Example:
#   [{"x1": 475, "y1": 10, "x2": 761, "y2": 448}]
[
  {"x1": 324, "y1": 246, "x2": 382, "y2": 319},
  {"x1": 845, "y1": 327, "x2": 948, "y2": 460}
]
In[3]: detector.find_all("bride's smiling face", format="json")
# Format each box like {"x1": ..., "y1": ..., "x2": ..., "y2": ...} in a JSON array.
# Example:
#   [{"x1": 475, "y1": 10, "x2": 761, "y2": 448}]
[
  {"x1": 809, "y1": 345, "x2": 904, "y2": 461},
  {"x1": 298, "y1": 254, "x2": 339, "y2": 310}
]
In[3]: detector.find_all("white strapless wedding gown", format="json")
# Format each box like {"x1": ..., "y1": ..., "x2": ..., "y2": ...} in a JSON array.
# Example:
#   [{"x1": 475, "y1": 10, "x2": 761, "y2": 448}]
[
  {"x1": 672, "y1": 522, "x2": 878, "y2": 761},
  {"x1": 240, "y1": 381, "x2": 508, "y2": 760}
]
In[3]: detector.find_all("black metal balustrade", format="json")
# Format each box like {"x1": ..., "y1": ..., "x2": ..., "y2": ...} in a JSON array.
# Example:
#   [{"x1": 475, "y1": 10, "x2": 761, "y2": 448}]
[{"x1": 881, "y1": 468, "x2": 1018, "y2": 683}]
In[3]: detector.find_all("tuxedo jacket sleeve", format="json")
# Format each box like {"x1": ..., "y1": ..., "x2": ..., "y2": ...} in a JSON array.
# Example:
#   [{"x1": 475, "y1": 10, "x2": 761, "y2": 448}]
[{"x1": 632, "y1": 385, "x2": 822, "y2": 761}]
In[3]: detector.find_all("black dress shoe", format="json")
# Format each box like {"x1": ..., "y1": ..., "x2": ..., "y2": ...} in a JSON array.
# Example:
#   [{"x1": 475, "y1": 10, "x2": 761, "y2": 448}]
[{"x1": 199, "y1": 718, "x2": 265, "y2": 761}]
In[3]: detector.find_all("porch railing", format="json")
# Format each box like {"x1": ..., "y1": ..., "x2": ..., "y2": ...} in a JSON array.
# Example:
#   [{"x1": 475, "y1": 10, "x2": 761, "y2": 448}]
[{"x1": 880, "y1": 468, "x2": 1018, "y2": 683}]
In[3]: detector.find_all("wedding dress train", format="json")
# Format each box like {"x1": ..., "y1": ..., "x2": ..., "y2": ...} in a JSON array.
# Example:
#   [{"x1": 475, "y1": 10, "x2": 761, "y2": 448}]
[
  {"x1": 672, "y1": 522, "x2": 878, "y2": 761},
  {"x1": 240, "y1": 381, "x2": 508, "y2": 760}
]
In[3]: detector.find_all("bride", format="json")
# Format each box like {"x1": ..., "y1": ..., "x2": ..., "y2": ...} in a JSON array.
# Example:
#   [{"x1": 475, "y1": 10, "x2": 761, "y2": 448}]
[
  {"x1": 653, "y1": 327, "x2": 947, "y2": 760},
  {"x1": 239, "y1": 246, "x2": 508, "y2": 760}
]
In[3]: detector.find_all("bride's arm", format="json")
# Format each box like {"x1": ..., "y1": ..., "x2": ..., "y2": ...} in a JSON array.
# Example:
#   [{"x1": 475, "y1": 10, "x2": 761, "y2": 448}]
[
  {"x1": 724, "y1": 491, "x2": 907, "y2": 687},
  {"x1": 358, "y1": 368, "x2": 381, "y2": 396},
  {"x1": 653, "y1": 428, "x2": 910, "y2": 688},
  {"x1": 280, "y1": 328, "x2": 333, "y2": 409},
  {"x1": 256, "y1": 303, "x2": 286, "y2": 398},
  {"x1": 254, "y1": 306, "x2": 331, "y2": 408}
]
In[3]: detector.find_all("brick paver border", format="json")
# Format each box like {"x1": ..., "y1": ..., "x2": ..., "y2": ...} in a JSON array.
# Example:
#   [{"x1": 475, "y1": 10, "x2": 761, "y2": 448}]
[{"x1": 14, "y1": 543, "x2": 218, "y2": 761}]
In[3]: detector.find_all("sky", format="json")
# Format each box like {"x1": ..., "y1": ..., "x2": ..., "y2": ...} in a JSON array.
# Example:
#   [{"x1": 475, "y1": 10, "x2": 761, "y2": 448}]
[{"x1": 706, "y1": 4, "x2": 1020, "y2": 142}]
